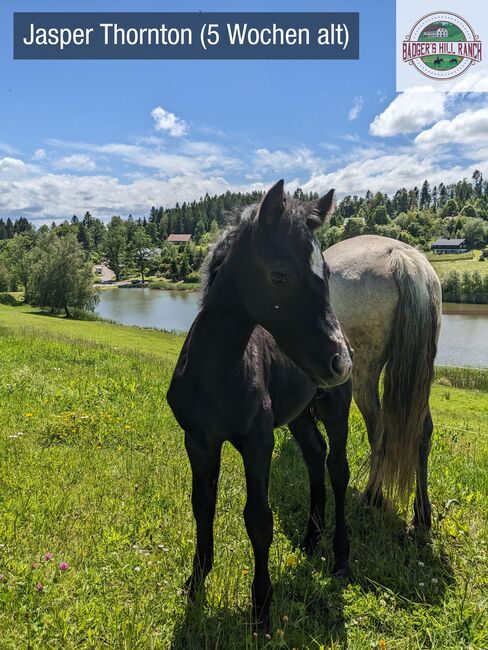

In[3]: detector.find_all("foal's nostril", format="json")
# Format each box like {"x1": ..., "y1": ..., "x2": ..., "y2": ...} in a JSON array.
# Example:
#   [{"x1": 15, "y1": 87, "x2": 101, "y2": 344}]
[
  {"x1": 330, "y1": 352, "x2": 351, "y2": 380},
  {"x1": 330, "y1": 353, "x2": 343, "y2": 377}
]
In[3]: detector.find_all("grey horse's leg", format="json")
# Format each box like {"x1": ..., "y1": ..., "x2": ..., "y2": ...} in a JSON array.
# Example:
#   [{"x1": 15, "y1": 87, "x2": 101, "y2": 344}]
[
  {"x1": 411, "y1": 408, "x2": 433, "y2": 531},
  {"x1": 288, "y1": 410, "x2": 327, "y2": 555},
  {"x1": 353, "y1": 363, "x2": 384, "y2": 507}
]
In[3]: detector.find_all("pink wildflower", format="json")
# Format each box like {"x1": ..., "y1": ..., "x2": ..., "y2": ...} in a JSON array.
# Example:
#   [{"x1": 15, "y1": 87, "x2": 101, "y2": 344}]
[
  {"x1": 35, "y1": 582, "x2": 43, "y2": 592},
  {"x1": 44, "y1": 552, "x2": 53, "y2": 561},
  {"x1": 58, "y1": 561, "x2": 69, "y2": 571}
]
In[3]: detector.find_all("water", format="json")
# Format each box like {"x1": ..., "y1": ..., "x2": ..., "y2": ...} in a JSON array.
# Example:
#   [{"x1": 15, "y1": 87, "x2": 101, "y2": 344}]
[
  {"x1": 96, "y1": 289, "x2": 488, "y2": 369},
  {"x1": 96, "y1": 287, "x2": 198, "y2": 333}
]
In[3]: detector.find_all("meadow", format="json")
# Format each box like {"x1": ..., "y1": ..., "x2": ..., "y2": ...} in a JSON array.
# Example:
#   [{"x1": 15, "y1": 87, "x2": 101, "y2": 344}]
[
  {"x1": 0, "y1": 304, "x2": 487, "y2": 649},
  {"x1": 427, "y1": 251, "x2": 488, "y2": 279}
]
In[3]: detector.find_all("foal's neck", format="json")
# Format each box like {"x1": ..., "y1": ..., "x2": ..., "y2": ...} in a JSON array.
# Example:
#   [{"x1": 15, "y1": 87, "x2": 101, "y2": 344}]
[{"x1": 191, "y1": 250, "x2": 255, "y2": 372}]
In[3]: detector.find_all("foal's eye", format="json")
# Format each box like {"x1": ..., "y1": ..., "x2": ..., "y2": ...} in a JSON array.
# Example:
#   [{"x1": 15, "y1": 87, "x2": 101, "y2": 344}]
[{"x1": 271, "y1": 271, "x2": 288, "y2": 285}]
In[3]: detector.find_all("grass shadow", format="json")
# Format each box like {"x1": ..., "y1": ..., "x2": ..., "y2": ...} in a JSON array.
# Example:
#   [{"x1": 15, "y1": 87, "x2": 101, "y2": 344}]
[
  {"x1": 270, "y1": 434, "x2": 455, "y2": 606},
  {"x1": 171, "y1": 578, "x2": 346, "y2": 649},
  {"x1": 171, "y1": 599, "x2": 252, "y2": 649},
  {"x1": 171, "y1": 432, "x2": 455, "y2": 648}
]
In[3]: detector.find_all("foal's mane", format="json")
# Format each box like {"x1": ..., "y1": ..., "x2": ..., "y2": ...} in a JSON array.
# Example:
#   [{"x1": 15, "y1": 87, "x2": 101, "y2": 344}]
[
  {"x1": 199, "y1": 205, "x2": 258, "y2": 306},
  {"x1": 199, "y1": 198, "x2": 316, "y2": 306}
]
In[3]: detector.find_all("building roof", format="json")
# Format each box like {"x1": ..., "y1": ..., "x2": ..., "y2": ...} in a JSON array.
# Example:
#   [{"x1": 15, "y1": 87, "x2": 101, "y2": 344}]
[
  {"x1": 167, "y1": 233, "x2": 192, "y2": 243},
  {"x1": 432, "y1": 238, "x2": 466, "y2": 246}
]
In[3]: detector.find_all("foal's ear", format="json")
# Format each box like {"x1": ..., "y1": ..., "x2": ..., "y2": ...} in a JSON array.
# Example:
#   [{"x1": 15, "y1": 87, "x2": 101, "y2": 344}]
[
  {"x1": 258, "y1": 179, "x2": 286, "y2": 224},
  {"x1": 307, "y1": 189, "x2": 335, "y2": 230}
]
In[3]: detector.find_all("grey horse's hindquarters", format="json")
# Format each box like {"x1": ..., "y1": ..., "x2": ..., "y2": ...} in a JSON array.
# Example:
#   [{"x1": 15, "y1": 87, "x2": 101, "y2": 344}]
[{"x1": 324, "y1": 235, "x2": 441, "y2": 501}]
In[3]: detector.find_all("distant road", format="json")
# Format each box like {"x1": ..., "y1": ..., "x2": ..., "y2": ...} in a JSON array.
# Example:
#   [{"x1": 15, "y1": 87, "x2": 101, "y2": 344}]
[{"x1": 100, "y1": 263, "x2": 115, "y2": 282}]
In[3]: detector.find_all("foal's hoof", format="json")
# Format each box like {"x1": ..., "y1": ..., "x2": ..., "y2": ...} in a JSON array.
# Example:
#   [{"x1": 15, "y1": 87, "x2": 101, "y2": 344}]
[
  {"x1": 333, "y1": 559, "x2": 349, "y2": 581},
  {"x1": 252, "y1": 609, "x2": 271, "y2": 636},
  {"x1": 252, "y1": 619, "x2": 271, "y2": 637}
]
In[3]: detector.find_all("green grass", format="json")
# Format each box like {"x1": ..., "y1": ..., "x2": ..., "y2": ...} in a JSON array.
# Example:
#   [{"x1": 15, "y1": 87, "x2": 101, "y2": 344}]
[
  {"x1": 0, "y1": 305, "x2": 487, "y2": 649},
  {"x1": 421, "y1": 55, "x2": 463, "y2": 71},
  {"x1": 427, "y1": 252, "x2": 488, "y2": 279}
]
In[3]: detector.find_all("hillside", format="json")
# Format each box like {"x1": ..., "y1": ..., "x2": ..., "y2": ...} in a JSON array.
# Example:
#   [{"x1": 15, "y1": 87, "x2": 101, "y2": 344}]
[{"x1": 0, "y1": 305, "x2": 486, "y2": 648}]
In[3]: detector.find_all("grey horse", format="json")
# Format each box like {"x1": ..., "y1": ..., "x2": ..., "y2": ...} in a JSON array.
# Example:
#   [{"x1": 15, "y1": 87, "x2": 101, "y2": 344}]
[{"x1": 324, "y1": 235, "x2": 442, "y2": 528}]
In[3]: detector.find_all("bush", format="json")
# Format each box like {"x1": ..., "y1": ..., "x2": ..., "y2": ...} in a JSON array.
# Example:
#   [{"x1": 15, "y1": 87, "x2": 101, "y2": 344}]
[
  {"x1": 0, "y1": 293, "x2": 21, "y2": 306},
  {"x1": 25, "y1": 232, "x2": 99, "y2": 317},
  {"x1": 184, "y1": 272, "x2": 200, "y2": 284}
]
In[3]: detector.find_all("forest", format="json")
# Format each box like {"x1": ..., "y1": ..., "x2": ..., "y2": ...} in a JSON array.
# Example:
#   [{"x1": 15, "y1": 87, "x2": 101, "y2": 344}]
[{"x1": 0, "y1": 170, "x2": 487, "y2": 307}]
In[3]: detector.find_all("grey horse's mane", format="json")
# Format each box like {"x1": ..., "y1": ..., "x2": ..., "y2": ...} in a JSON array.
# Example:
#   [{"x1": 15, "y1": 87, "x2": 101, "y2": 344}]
[{"x1": 199, "y1": 198, "x2": 318, "y2": 306}]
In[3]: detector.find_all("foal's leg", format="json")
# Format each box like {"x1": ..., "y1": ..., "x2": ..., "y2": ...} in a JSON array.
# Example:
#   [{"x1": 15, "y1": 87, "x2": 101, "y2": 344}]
[
  {"x1": 411, "y1": 408, "x2": 433, "y2": 531},
  {"x1": 288, "y1": 410, "x2": 327, "y2": 555},
  {"x1": 239, "y1": 431, "x2": 274, "y2": 632},
  {"x1": 184, "y1": 431, "x2": 222, "y2": 597},
  {"x1": 315, "y1": 380, "x2": 352, "y2": 577}
]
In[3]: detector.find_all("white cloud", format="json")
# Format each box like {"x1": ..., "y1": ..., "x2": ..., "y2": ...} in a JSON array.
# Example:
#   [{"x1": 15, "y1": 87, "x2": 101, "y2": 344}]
[
  {"x1": 54, "y1": 154, "x2": 97, "y2": 171},
  {"x1": 46, "y1": 138, "x2": 239, "y2": 176},
  {"x1": 0, "y1": 171, "x2": 260, "y2": 221},
  {"x1": 300, "y1": 148, "x2": 477, "y2": 198},
  {"x1": 253, "y1": 147, "x2": 324, "y2": 173},
  {"x1": 449, "y1": 69, "x2": 488, "y2": 93},
  {"x1": 369, "y1": 86, "x2": 447, "y2": 137},
  {"x1": 32, "y1": 148, "x2": 47, "y2": 161},
  {"x1": 348, "y1": 96, "x2": 364, "y2": 121},
  {"x1": 0, "y1": 157, "x2": 30, "y2": 178},
  {"x1": 414, "y1": 107, "x2": 488, "y2": 149},
  {"x1": 151, "y1": 106, "x2": 189, "y2": 137},
  {"x1": 0, "y1": 142, "x2": 19, "y2": 155}
]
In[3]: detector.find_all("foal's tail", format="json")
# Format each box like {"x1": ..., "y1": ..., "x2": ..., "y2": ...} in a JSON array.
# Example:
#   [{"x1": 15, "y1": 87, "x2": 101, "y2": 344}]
[{"x1": 368, "y1": 248, "x2": 441, "y2": 502}]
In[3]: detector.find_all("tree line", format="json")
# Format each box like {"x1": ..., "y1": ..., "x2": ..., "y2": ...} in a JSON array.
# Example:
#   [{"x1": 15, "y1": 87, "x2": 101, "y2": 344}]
[
  {"x1": 441, "y1": 269, "x2": 488, "y2": 304},
  {"x1": 1, "y1": 172, "x2": 488, "y2": 314},
  {"x1": 318, "y1": 170, "x2": 488, "y2": 252}
]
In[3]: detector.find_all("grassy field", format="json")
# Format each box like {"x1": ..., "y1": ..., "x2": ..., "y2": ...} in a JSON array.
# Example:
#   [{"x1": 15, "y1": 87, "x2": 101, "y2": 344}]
[
  {"x1": 427, "y1": 251, "x2": 488, "y2": 279},
  {"x1": 0, "y1": 305, "x2": 487, "y2": 649}
]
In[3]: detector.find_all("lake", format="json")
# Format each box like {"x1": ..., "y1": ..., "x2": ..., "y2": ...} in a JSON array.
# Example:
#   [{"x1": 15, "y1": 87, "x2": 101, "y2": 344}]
[{"x1": 96, "y1": 289, "x2": 488, "y2": 369}]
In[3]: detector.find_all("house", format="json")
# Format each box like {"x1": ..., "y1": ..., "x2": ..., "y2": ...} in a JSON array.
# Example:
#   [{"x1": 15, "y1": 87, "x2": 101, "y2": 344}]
[
  {"x1": 423, "y1": 26, "x2": 449, "y2": 38},
  {"x1": 167, "y1": 234, "x2": 192, "y2": 244},
  {"x1": 431, "y1": 238, "x2": 468, "y2": 254}
]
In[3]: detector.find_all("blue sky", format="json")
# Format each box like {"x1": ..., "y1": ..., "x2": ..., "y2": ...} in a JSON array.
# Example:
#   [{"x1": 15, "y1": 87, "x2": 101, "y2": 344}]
[{"x1": 0, "y1": 0, "x2": 487, "y2": 221}]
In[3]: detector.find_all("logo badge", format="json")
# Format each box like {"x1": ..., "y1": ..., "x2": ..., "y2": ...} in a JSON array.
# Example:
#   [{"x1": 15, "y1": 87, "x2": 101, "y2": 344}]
[{"x1": 402, "y1": 11, "x2": 482, "y2": 80}]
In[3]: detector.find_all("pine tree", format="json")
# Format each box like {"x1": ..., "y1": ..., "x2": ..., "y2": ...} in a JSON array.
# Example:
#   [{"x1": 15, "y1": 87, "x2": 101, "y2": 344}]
[{"x1": 420, "y1": 180, "x2": 431, "y2": 210}]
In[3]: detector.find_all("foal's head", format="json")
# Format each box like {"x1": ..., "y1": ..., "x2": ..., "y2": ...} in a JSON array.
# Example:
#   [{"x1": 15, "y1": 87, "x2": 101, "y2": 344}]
[{"x1": 242, "y1": 180, "x2": 352, "y2": 388}]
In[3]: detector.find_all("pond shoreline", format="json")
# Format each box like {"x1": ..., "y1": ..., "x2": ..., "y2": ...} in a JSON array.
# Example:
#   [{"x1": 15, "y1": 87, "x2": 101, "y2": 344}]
[
  {"x1": 442, "y1": 302, "x2": 488, "y2": 316},
  {"x1": 95, "y1": 288, "x2": 488, "y2": 368},
  {"x1": 96, "y1": 285, "x2": 488, "y2": 313}
]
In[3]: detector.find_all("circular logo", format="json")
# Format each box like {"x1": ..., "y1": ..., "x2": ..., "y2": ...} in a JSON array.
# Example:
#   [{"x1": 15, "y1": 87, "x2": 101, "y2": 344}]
[{"x1": 402, "y1": 12, "x2": 482, "y2": 80}]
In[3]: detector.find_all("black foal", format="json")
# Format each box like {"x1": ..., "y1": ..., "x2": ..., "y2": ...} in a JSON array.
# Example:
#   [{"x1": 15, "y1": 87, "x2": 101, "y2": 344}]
[{"x1": 168, "y1": 180, "x2": 352, "y2": 631}]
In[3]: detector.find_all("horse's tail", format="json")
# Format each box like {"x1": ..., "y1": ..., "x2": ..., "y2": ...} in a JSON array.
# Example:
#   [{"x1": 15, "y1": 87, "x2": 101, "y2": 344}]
[{"x1": 368, "y1": 248, "x2": 441, "y2": 502}]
